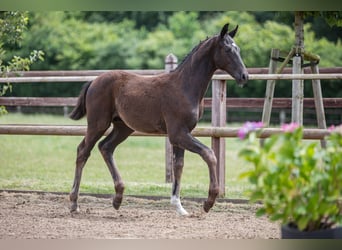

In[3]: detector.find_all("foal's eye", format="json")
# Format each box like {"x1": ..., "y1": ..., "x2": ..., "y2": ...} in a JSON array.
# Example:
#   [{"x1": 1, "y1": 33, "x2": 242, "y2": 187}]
[
  {"x1": 224, "y1": 43, "x2": 240, "y2": 54},
  {"x1": 224, "y1": 46, "x2": 232, "y2": 53}
]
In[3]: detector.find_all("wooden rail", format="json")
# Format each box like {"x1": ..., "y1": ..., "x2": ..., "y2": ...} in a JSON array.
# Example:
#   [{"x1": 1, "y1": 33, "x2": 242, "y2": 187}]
[
  {"x1": 1, "y1": 97, "x2": 342, "y2": 109},
  {"x1": 0, "y1": 97, "x2": 77, "y2": 106},
  {"x1": 1, "y1": 73, "x2": 342, "y2": 83},
  {"x1": 0, "y1": 124, "x2": 331, "y2": 140},
  {"x1": 4, "y1": 67, "x2": 342, "y2": 77}
]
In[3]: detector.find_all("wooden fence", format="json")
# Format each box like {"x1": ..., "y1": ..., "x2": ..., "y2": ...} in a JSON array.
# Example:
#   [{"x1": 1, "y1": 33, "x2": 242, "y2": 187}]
[{"x1": 1, "y1": 58, "x2": 342, "y2": 197}]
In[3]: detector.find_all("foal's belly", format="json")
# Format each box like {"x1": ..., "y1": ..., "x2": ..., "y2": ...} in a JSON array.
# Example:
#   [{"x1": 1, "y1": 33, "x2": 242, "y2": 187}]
[
  {"x1": 115, "y1": 96, "x2": 166, "y2": 134},
  {"x1": 121, "y1": 114, "x2": 167, "y2": 134}
]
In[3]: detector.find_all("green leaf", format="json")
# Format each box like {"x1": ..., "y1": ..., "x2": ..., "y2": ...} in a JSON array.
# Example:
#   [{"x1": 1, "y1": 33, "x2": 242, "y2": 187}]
[
  {"x1": 238, "y1": 171, "x2": 252, "y2": 180},
  {"x1": 256, "y1": 207, "x2": 266, "y2": 217},
  {"x1": 249, "y1": 190, "x2": 264, "y2": 202},
  {"x1": 295, "y1": 205, "x2": 307, "y2": 215},
  {"x1": 270, "y1": 213, "x2": 284, "y2": 222},
  {"x1": 297, "y1": 217, "x2": 310, "y2": 231}
]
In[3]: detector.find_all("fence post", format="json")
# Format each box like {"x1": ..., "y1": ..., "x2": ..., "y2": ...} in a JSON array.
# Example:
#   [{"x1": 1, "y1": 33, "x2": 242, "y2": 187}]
[
  {"x1": 164, "y1": 54, "x2": 178, "y2": 183},
  {"x1": 311, "y1": 64, "x2": 327, "y2": 147},
  {"x1": 262, "y1": 49, "x2": 279, "y2": 126},
  {"x1": 63, "y1": 106, "x2": 69, "y2": 117},
  {"x1": 211, "y1": 79, "x2": 226, "y2": 197},
  {"x1": 292, "y1": 56, "x2": 304, "y2": 125}
]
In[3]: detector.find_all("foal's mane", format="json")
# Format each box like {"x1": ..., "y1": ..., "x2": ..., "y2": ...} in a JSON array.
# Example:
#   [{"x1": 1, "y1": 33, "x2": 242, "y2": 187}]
[{"x1": 174, "y1": 36, "x2": 213, "y2": 70}]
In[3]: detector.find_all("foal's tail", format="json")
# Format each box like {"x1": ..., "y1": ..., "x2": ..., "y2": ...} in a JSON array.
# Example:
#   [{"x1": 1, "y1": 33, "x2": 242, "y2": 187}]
[{"x1": 69, "y1": 81, "x2": 92, "y2": 120}]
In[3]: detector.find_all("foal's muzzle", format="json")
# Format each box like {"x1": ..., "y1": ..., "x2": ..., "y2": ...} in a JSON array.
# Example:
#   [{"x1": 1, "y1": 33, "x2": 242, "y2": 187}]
[{"x1": 236, "y1": 71, "x2": 249, "y2": 87}]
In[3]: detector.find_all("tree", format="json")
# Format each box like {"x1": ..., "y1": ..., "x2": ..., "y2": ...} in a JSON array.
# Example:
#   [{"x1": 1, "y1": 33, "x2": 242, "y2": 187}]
[
  {"x1": 0, "y1": 11, "x2": 44, "y2": 114},
  {"x1": 290, "y1": 11, "x2": 342, "y2": 124}
]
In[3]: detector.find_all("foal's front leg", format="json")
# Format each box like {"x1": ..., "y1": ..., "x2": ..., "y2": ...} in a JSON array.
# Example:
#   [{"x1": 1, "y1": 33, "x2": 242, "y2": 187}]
[
  {"x1": 170, "y1": 146, "x2": 189, "y2": 216},
  {"x1": 169, "y1": 131, "x2": 219, "y2": 213}
]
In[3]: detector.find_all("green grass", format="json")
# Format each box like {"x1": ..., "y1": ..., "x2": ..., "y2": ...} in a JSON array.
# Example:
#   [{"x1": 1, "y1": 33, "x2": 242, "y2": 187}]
[{"x1": 0, "y1": 113, "x2": 252, "y2": 199}]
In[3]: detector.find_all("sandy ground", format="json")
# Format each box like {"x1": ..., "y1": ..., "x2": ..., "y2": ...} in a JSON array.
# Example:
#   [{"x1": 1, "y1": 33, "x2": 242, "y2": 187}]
[{"x1": 0, "y1": 191, "x2": 280, "y2": 239}]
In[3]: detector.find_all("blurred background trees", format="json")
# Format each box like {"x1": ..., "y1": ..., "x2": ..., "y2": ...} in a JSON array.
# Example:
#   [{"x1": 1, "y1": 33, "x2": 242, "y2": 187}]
[{"x1": 6, "y1": 11, "x2": 341, "y2": 71}]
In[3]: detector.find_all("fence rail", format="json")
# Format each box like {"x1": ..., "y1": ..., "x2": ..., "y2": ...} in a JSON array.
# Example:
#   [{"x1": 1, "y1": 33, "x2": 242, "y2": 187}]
[
  {"x1": 4, "y1": 67, "x2": 342, "y2": 77},
  {"x1": 1, "y1": 97, "x2": 342, "y2": 109},
  {"x1": 0, "y1": 124, "x2": 330, "y2": 140},
  {"x1": 1, "y1": 73, "x2": 342, "y2": 83}
]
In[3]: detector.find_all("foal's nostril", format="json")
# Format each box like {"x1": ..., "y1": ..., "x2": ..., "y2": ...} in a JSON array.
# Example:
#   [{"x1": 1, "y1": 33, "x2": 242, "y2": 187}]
[{"x1": 241, "y1": 72, "x2": 248, "y2": 82}]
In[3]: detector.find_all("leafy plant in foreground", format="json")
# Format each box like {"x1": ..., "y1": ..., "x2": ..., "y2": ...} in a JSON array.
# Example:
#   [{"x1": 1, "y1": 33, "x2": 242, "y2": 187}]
[{"x1": 238, "y1": 122, "x2": 342, "y2": 232}]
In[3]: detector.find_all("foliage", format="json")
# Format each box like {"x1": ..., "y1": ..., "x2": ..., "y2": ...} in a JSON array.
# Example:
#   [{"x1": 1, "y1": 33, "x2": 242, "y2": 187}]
[
  {"x1": 238, "y1": 122, "x2": 342, "y2": 232},
  {"x1": 14, "y1": 11, "x2": 342, "y2": 72},
  {"x1": 0, "y1": 12, "x2": 44, "y2": 76},
  {"x1": 253, "y1": 11, "x2": 342, "y2": 43},
  {"x1": 0, "y1": 11, "x2": 28, "y2": 46},
  {"x1": 20, "y1": 12, "x2": 138, "y2": 70},
  {"x1": 305, "y1": 12, "x2": 342, "y2": 27},
  {"x1": 0, "y1": 11, "x2": 44, "y2": 115},
  {"x1": 134, "y1": 12, "x2": 206, "y2": 69}
]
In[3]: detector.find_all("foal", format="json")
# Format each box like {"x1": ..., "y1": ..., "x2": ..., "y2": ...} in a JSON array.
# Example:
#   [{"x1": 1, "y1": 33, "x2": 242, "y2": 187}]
[{"x1": 69, "y1": 23, "x2": 248, "y2": 215}]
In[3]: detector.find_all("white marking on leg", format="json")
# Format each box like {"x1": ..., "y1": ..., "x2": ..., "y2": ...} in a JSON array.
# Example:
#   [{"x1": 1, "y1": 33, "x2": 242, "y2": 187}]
[{"x1": 171, "y1": 195, "x2": 189, "y2": 216}]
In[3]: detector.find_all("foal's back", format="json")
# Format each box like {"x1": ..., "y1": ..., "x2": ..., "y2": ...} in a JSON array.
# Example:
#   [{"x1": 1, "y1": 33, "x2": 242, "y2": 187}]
[{"x1": 86, "y1": 70, "x2": 178, "y2": 134}]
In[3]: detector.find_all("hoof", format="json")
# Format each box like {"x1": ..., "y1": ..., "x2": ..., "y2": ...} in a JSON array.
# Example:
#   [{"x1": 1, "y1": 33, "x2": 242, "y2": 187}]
[
  {"x1": 203, "y1": 201, "x2": 213, "y2": 213},
  {"x1": 176, "y1": 207, "x2": 189, "y2": 216},
  {"x1": 70, "y1": 203, "x2": 80, "y2": 213},
  {"x1": 204, "y1": 187, "x2": 218, "y2": 212},
  {"x1": 113, "y1": 195, "x2": 123, "y2": 210},
  {"x1": 113, "y1": 183, "x2": 124, "y2": 210},
  {"x1": 171, "y1": 196, "x2": 189, "y2": 216}
]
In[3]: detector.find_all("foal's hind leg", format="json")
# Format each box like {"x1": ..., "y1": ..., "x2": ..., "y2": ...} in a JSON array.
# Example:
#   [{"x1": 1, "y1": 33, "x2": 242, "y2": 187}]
[
  {"x1": 170, "y1": 146, "x2": 189, "y2": 216},
  {"x1": 98, "y1": 121, "x2": 133, "y2": 210},
  {"x1": 70, "y1": 126, "x2": 108, "y2": 212}
]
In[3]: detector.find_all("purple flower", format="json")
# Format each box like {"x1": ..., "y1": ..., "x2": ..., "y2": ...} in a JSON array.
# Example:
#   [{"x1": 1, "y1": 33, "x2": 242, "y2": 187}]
[
  {"x1": 238, "y1": 121, "x2": 264, "y2": 140},
  {"x1": 281, "y1": 123, "x2": 300, "y2": 132},
  {"x1": 329, "y1": 124, "x2": 342, "y2": 134},
  {"x1": 328, "y1": 125, "x2": 336, "y2": 131}
]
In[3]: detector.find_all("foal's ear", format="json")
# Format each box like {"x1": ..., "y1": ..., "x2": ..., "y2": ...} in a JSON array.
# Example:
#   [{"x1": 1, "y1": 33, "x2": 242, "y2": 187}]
[
  {"x1": 220, "y1": 23, "x2": 229, "y2": 39},
  {"x1": 228, "y1": 25, "x2": 239, "y2": 38}
]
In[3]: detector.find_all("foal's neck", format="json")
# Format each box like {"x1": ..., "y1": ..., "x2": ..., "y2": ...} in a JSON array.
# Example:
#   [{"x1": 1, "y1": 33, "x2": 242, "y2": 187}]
[{"x1": 174, "y1": 37, "x2": 218, "y2": 103}]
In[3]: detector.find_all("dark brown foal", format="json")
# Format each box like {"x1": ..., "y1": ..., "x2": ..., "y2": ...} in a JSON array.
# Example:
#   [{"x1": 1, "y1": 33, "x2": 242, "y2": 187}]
[{"x1": 69, "y1": 23, "x2": 248, "y2": 215}]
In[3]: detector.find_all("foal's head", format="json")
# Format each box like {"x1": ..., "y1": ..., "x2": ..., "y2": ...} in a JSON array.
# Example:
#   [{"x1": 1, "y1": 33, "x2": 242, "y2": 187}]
[{"x1": 214, "y1": 23, "x2": 249, "y2": 87}]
